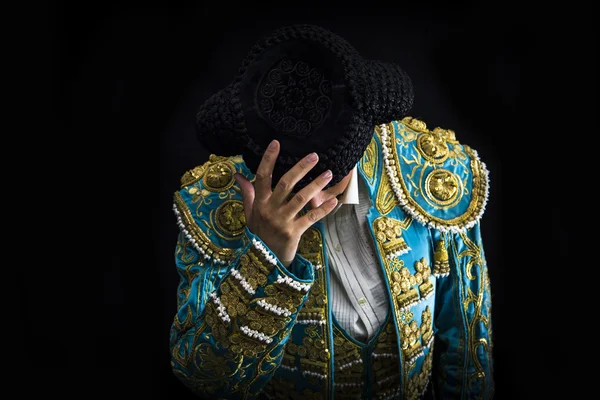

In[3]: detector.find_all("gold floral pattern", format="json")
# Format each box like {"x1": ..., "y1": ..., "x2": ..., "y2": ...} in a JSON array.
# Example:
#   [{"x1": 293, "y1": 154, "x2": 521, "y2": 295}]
[
  {"x1": 214, "y1": 200, "x2": 246, "y2": 237},
  {"x1": 424, "y1": 169, "x2": 462, "y2": 207},
  {"x1": 417, "y1": 132, "x2": 449, "y2": 164},
  {"x1": 204, "y1": 160, "x2": 236, "y2": 192}
]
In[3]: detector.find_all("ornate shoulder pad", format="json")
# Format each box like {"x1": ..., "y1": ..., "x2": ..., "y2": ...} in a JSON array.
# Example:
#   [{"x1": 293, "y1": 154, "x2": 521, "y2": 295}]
[
  {"x1": 377, "y1": 117, "x2": 489, "y2": 233},
  {"x1": 173, "y1": 154, "x2": 255, "y2": 264}
]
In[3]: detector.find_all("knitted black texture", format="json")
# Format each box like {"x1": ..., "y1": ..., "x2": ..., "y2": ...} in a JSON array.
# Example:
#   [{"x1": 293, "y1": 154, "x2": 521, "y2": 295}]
[{"x1": 196, "y1": 24, "x2": 414, "y2": 192}]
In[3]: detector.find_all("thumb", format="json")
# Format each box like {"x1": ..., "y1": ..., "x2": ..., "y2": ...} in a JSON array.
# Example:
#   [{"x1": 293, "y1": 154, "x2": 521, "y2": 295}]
[{"x1": 234, "y1": 173, "x2": 255, "y2": 223}]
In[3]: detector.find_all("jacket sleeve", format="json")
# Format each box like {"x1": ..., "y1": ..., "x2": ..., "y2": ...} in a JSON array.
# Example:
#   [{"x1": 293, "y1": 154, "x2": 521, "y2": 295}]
[
  {"x1": 432, "y1": 222, "x2": 495, "y2": 399},
  {"x1": 169, "y1": 178, "x2": 315, "y2": 399}
]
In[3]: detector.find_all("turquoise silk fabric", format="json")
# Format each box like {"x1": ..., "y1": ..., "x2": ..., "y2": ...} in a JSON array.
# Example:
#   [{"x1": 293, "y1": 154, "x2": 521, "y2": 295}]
[{"x1": 169, "y1": 117, "x2": 494, "y2": 399}]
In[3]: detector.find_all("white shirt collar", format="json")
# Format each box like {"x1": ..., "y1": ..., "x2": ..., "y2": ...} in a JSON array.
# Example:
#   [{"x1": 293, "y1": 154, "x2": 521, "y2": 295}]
[
  {"x1": 337, "y1": 164, "x2": 359, "y2": 205},
  {"x1": 330, "y1": 165, "x2": 359, "y2": 215}
]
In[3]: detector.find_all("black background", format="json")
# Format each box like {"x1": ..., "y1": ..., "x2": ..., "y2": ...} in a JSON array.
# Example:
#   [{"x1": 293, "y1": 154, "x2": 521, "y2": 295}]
[{"x1": 27, "y1": 0, "x2": 591, "y2": 398}]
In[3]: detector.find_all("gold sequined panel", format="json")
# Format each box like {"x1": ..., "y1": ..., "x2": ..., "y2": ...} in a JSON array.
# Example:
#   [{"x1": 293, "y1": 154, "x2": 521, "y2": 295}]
[
  {"x1": 373, "y1": 216, "x2": 412, "y2": 258},
  {"x1": 383, "y1": 117, "x2": 489, "y2": 230},
  {"x1": 332, "y1": 325, "x2": 364, "y2": 399},
  {"x1": 372, "y1": 217, "x2": 434, "y2": 314},
  {"x1": 400, "y1": 306, "x2": 434, "y2": 368},
  {"x1": 372, "y1": 320, "x2": 401, "y2": 400}
]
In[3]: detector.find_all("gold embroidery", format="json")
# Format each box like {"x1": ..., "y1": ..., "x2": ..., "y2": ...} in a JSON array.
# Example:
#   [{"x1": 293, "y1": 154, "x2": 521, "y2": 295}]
[
  {"x1": 236, "y1": 253, "x2": 269, "y2": 292},
  {"x1": 390, "y1": 259, "x2": 419, "y2": 311},
  {"x1": 457, "y1": 231, "x2": 490, "y2": 397},
  {"x1": 297, "y1": 228, "x2": 327, "y2": 323},
  {"x1": 173, "y1": 304, "x2": 194, "y2": 332},
  {"x1": 173, "y1": 192, "x2": 236, "y2": 261},
  {"x1": 180, "y1": 161, "x2": 210, "y2": 188},
  {"x1": 241, "y1": 309, "x2": 290, "y2": 336},
  {"x1": 433, "y1": 237, "x2": 450, "y2": 276},
  {"x1": 360, "y1": 135, "x2": 378, "y2": 186},
  {"x1": 229, "y1": 331, "x2": 268, "y2": 358},
  {"x1": 424, "y1": 169, "x2": 462, "y2": 207},
  {"x1": 406, "y1": 343, "x2": 434, "y2": 400},
  {"x1": 264, "y1": 281, "x2": 306, "y2": 312},
  {"x1": 219, "y1": 281, "x2": 250, "y2": 318},
  {"x1": 176, "y1": 232, "x2": 197, "y2": 264},
  {"x1": 288, "y1": 227, "x2": 331, "y2": 393},
  {"x1": 373, "y1": 216, "x2": 411, "y2": 257},
  {"x1": 298, "y1": 228, "x2": 324, "y2": 265},
  {"x1": 285, "y1": 325, "x2": 330, "y2": 381},
  {"x1": 332, "y1": 326, "x2": 363, "y2": 399},
  {"x1": 414, "y1": 258, "x2": 434, "y2": 299},
  {"x1": 402, "y1": 116, "x2": 428, "y2": 133},
  {"x1": 420, "y1": 306, "x2": 434, "y2": 346},
  {"x1": 204, "y1": 160, "x2": 236, "y2": 192},
  {"x1": 401, "y1": 319, "x2": 422, "y2": 363},
  {"x1": 204, "y1": 302, "x2": 232, "y2": 349},
  {"x1": 213, "y1": 200, "x2": 246, "y2": 239},
  {"x1": 376, "y1": 166, "x2": 399, "y2": 215},
  {"x1": 247, "y1": 247, "x2": 276, "y2": 276},
  {"x1": 417, "y1": 132, "x2": 449, "y2": 164},
  {"x1": 372, "y1": 321, "x2": 401, "y2": 399},
  {"x1": 195, "y1": 343, "x2": 236, "y2": 379},
  {"x1": 386, "y1": 118, "x2": 489, "y2": 230},
  {"x1": 432, "y1": 126, "x2": 459, "y2": 144}
]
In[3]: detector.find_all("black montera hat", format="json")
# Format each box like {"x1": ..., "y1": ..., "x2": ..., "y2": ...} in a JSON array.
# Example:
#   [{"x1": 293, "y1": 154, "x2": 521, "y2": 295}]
[{"x1": 196, "y1": 24, "x2": 414, "y2": 191}]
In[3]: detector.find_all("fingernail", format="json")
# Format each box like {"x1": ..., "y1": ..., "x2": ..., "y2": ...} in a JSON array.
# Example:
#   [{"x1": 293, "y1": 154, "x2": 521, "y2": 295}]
[
  {"x1": 322, "y1": 170, "x2": 332, "y2": 178},
  {"x1": 307, "y1": 152, "x2": 318, "y2": 162},
  {"x1": 268, "y1": 140, "x2": 277, "y2": 150}
]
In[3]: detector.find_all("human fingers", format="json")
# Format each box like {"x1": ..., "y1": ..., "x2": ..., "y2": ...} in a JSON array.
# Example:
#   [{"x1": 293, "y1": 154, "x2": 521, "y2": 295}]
[
  {"x1": 284, "y1": 169, "x2": 333, "y2": 216},
  {"x1": 270, "y1": 151, "x2": 319, "y2": 205},
  {"x1": 254, "y1": 140, "x2": 280, "y2": 202},
  {"x1": 295, "y1": 195, "x2": 338, "y2": 232},
  {"x1": 233, "y1": 173, "x2": 255, "y2": 225}
]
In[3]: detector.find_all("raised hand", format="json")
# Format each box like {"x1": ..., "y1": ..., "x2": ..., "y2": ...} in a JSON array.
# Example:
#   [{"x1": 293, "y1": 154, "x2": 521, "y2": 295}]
[{"x1": 234, "y1": 140, "x2": 338, "y2": 265}]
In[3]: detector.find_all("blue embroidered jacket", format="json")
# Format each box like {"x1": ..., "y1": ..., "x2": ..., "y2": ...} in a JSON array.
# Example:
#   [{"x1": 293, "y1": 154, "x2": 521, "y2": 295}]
[{"x1": 170, "y1": 117, "x2": 494, "y2": 399}]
